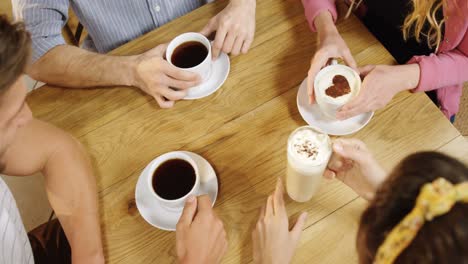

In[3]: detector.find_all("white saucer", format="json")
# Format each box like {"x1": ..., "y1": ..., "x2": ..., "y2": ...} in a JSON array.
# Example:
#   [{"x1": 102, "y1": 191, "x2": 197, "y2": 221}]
[
  {"x1": 184, "y1": 53, "x2": 230, "y2": 100},
  {"x1": 135, "y1": 151, "x2": 218, "y2": 231},
  {"x1": 296, "y1": 78, "x2": 374, "y2": 136}
]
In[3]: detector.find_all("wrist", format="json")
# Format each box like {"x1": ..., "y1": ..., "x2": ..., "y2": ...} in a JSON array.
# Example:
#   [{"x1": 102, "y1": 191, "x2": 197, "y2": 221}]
[
  {"x1": 124, "y1": 55, "x2": 142, "y2": 88},
  {"x1": 400, "y1": 64, "x2": 421, "y2": 90},
  {"x1": 314, "y1": 11, "x2": 338, "y2": 36},
  {"x1": 387, "y1": 64, "x2": 420, "y2": 93}
]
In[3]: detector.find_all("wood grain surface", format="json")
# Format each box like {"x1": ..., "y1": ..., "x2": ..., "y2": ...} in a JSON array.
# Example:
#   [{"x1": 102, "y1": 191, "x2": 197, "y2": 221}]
[{"x1": 26, "y1": 0, "x2": 467, "y2": 263}]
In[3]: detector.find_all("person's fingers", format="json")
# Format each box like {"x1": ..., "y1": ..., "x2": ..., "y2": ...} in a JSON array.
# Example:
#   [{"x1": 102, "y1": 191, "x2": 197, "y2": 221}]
[
  {"x1": 200, "y1": 19, "x2": 216, "y2": 37},
  {"x1": 273, "y1": 178, "x2": 286, "y2": 216},
  {"x1": 154, "y1": 95, "x2": 175, "y2": 109},
  {"x1": 212, "y1": 26, "x2": 228, "y2": 59},
  {"x1": 340, "y1": 90, "x2": 367, "y2": 112},
  {"x1": 306, "y1": 75, "x2": 316, "y2": 105},
  {"x1": 323, "y1": 169, "x2": 336, "y2": 179},
  {"x1": 257, "y1": 205, "x2": 266, "y2": 223},
  {"x1": 336, "y1": 104, "x2": 369, "y2": 120},
  {"x1": 163, "y1": 63, "x2": 201, "y2": 82},
  {"x1": 307, "y1": 54, "x2": 329, "y2": 104},
  {"x1": 241, "y1": 36, "x2": 253, "y2": 54},
  {"x1": 342, "y1": 49, "x2": 357, "y2": 70},
  {"x1": 222, "y1": 31, "x2": 237, "y2": 54},
  {"x1": 213, "y1": 224, "x2": 228, "y2": 260},
  {"x1": 252, "y1": 222, "x2": 262, "y2": 263},
  {"x1": 231, "y1": 36, "x2": 244, "y2": 56},
  {"x1": 265, "y1": 195, "x2": 274, "y2": 217},
  {"x1": 165, "y1": 76, "x2": 199, "y2": 91},
  {"x1": 290, "y1": 212, "x2": 308, "y2": 242},
  {"x1": 197, "y1": 195, "x2": 213, "y2": 212},
  {"x1": 337, "y1": 94, "x2": 368, "y2": 120},
  {"x1": 341, "y1": 159, "x2": 355, "y2": 170},
  {"x1": 212, "y1": 238, "x2": 226, "y2": 263},
  {"x1": 329, "y1": 159, "x2": 343, "y2": 170},
  {"x1": 158, "y1": 86, "x2": 188, "y2": 101},
  {"x1": 332, "y1": 139, "x2": 368, "y2": 164},
  {"x1": 177, "y1": 196, "x2": 198, "y2": 229},
  {"x1": 221, "y1": 237, "x2": 229, "y2": 261}
]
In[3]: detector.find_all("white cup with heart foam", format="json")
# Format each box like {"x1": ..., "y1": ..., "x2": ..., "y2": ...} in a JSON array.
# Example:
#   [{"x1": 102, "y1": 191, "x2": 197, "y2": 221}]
[{"x1": 314, "y1": 60, "x2": 361, "y2": 119}]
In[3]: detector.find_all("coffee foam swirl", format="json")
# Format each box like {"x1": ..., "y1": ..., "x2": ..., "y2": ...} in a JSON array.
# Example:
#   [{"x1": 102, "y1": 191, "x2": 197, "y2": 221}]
[{"x1": 289, "y1": 128, "x2": 330, "y2": 165}]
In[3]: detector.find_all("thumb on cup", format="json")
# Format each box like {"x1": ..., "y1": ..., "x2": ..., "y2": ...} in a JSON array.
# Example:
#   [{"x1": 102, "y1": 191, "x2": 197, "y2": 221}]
[{"x1": 178, "y1": 196, "x2": 198, "y2": 227}]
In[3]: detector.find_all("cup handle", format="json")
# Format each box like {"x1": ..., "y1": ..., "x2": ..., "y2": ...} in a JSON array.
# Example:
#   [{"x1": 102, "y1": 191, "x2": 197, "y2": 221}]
[{"x1": 330, "y1": 59, "x2": 338, "y2": 66}]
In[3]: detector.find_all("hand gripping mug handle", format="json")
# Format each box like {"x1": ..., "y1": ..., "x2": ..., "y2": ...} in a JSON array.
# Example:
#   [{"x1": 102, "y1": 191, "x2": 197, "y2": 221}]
[{"x1": 329, "y1": 59, "x2": 338, "y2": 66}]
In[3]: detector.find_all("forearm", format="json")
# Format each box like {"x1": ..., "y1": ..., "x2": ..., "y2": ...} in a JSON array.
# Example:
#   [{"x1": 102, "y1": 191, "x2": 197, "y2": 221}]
[
  {"x1": 408, "y1": 49, "x2": 468, "y2": 92},
  {"x1": 43, "y1": 135, "x2": 104, "y2": 264},
  {"x1": 28, "y1": 45, "x2": 137, "y2": 89},
  {"x1": 394, "y1": 64, "x2": 421, "y2": 92},
  {"x1": 314, "y1": 10, "x2": 338, "y2": 37},
  {"x1": 302, "y1": 0, "x2": 337, "y2": 32}
]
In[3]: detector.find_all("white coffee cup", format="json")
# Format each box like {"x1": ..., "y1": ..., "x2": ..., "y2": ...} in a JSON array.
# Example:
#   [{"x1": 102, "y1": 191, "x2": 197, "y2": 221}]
[
  {"x1": 146, "y1": 151, "x2": 200, "y2": 210},
  {"x1": 166, "y1": 32, "x2": 213, "y2": 84},
  {"x1": 314, "y1": 60, "x2": 361, "y2": 119}
]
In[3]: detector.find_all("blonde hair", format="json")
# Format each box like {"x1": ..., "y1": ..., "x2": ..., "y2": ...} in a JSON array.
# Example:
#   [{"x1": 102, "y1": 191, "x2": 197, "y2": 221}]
[{"x1": 346, "y1": 0, "x2": 445, "y2": 51}]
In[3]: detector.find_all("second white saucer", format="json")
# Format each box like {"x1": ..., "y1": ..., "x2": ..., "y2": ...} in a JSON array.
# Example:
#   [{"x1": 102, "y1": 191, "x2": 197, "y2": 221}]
[
  {"x1": 184, "y1": 53, "x2": 230, "y2": 100},
  {"x1": 296, "y1": 78, "x2": 374, "y2": 136},
  {"x1": 135, "y1": 151, "x2": 218, "y2": 231}
]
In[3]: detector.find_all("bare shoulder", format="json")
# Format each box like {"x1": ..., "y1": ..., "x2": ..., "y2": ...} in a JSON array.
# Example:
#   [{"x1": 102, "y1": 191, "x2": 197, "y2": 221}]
[{"x1": 1, "y1": 118, "x2": 80, "y2": 176}]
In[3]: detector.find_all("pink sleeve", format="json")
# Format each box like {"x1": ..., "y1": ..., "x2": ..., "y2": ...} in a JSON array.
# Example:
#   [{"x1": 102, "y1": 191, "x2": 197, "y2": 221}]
[
  {"x1": 301, "y1": 0, "x2": 338, "y2": 32},
  {"x1": 408, "y1": 49, "x2": 468, "y2": 92}
]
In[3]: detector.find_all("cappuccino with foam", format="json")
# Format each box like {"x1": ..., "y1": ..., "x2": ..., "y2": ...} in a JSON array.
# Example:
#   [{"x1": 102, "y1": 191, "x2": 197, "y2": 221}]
[{"x1": 286, "y1": 126, "x2": 332, "y2": 202}]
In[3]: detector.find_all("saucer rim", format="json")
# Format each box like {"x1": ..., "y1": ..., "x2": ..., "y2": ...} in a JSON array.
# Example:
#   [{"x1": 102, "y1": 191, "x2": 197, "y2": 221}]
[
  {"x1": 135, "y1": 151, "x2": 218, "y2": 231},
  {"x1": 183, "y1": 52, "x2": 230, "y2": 100},
  {"x1": 296, "y1": 78, "x2": 374, "y2": 136}
]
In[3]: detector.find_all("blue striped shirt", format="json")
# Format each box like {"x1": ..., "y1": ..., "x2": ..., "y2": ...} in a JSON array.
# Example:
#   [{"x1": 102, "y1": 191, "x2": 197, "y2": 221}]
[
  {"x1": 0, "y1": 177, "x2": 34, "y2": 264},
  {"x1": 13, "y1": 0, "x2": 212, "y2": 62}
]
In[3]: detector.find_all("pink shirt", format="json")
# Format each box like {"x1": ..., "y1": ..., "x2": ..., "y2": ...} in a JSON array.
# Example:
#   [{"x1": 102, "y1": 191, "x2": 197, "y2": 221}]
[{"x1": 302, "y1": 0, "x2": 468, "y2": 118}]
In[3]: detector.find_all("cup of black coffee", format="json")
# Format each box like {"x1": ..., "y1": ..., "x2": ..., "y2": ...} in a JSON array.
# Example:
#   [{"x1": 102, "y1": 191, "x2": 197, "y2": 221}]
[
  {"x1": 147, "y1": 152, "x2": 200, "y2": 210},
  {"x1": 166, "y1": 32, "x2": 212, "y2": 84}
]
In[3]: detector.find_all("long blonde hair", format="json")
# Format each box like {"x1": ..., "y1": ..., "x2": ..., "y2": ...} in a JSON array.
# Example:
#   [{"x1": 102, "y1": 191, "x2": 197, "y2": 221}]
[{"x1": 346, "y1": 0, "x2": 446, "y2": 51}]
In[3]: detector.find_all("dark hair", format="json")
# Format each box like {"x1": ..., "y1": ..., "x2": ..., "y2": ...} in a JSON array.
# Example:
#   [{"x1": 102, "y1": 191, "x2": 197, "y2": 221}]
[
  {"x1": 0, "y1": 15, "x2": 31, "y2": 92},
  {"x1": 357, "y1": 152, "x2": 468, "y2": 263}
]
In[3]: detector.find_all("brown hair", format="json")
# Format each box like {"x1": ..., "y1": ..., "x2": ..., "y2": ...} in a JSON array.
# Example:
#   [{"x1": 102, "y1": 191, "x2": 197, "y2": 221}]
[
  {"x1": 357, "y1": 152, "x2": 468, "y2": 263},
  {"x1": 0, "y1": 15, "x2": 31, "y2": 93}
]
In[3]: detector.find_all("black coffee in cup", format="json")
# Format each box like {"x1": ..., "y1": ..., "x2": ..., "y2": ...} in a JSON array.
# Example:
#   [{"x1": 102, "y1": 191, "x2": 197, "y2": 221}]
[
  {"x1": 171, "y1": 41, "x2": 208, "y2": 68},
  {"x1": 152, "y1": 159, "x2": 196, "y2": 200}
]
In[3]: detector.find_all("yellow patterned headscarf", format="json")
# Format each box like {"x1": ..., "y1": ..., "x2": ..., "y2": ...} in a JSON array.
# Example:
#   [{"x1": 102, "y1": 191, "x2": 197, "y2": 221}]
[{"x1": 374, "y1": 178, "x2": 468, "y2": 264}]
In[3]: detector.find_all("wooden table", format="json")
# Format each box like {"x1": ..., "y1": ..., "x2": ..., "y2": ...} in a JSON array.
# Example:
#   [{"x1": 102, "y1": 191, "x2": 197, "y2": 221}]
[{"x1": 27, "y1": 0, "x2": 468, "y2": 263}]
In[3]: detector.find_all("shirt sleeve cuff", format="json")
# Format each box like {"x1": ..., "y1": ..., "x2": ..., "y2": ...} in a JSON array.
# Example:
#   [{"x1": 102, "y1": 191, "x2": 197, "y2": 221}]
[
  {"x1": 31, "y1": 35, "x2": 66, "y2": 64},
  {"x1": 407, "y1": 54, "x2": 449, "y2": 93},
  {"x1": 301, "y1": 0, "x2": 338, "y2": 32}
]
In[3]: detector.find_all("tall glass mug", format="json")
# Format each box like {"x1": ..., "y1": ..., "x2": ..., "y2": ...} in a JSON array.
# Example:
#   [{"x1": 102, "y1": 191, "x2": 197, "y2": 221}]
[{"x1": 286, "y1": 126, "x2": 332, "y2": 202}]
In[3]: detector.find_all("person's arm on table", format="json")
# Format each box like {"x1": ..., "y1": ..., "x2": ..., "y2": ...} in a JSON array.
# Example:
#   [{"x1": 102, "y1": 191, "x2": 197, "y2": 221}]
[
  {"x1": 336, "y1": 64, "x2": 420, "y2": 119},
  {"x1": 337, "y1": 45, "x2": 468, "y2": 119},
  {"x1": 301, "y1": 0, "x2": 357, "y2": 104},
  {"x1": 15, "y1": 0, "x2": 200, "y2": 108},
  {"x1": 1, "y1": 118, "x2": 105, "y2": 264}
]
